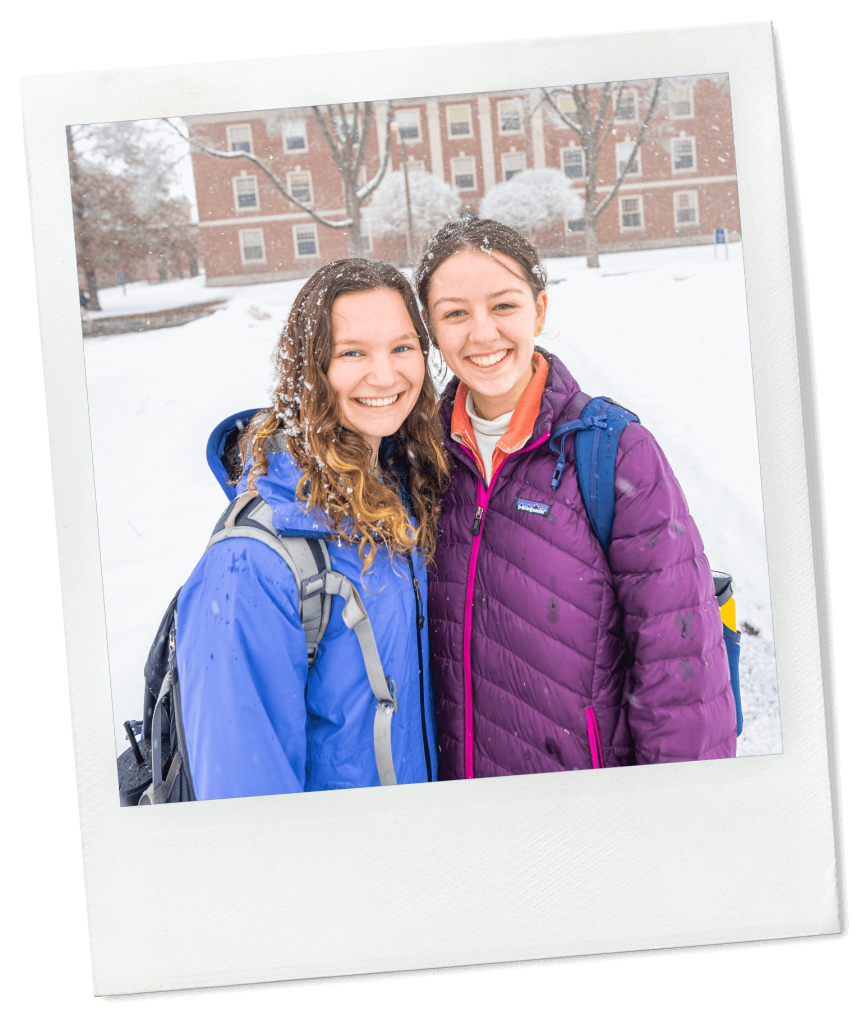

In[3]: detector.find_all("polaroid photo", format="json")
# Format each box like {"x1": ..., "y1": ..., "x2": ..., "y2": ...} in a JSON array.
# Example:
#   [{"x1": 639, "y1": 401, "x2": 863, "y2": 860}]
[{"x1": 22, "y1": 22, "x2": 838, "y2": 995}]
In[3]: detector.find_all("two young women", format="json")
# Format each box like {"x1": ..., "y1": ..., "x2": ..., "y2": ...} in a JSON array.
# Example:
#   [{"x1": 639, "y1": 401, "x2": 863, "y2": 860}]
[{"x1": 178, "y1": 220, "x2": 736, "y2": 799}]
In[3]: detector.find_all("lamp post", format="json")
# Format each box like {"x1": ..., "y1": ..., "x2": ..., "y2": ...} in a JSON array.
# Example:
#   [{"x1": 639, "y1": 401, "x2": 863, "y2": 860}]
[{"x1": 390, "y1": 119, "x2": 414, "y2": 261}]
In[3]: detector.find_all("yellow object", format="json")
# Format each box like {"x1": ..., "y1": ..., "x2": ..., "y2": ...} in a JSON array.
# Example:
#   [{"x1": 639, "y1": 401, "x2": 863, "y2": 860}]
[{"x1": 720, "y1": 596, "x2": 737, "y2": 632}]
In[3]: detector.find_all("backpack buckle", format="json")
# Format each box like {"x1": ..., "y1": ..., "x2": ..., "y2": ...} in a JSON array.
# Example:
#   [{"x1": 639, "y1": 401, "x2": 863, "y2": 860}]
[
  {"x1": 300, "y1": 571, "x2": 328, "y2": 601},
  {"x1": 378, "y1": 675, "x2": 399, "y2": 715}
]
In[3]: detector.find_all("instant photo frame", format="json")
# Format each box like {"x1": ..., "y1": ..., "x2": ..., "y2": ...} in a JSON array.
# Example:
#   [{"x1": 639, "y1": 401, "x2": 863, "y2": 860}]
[{"x1": 22, "y1": 22, "x2": 838, "y2": 995}]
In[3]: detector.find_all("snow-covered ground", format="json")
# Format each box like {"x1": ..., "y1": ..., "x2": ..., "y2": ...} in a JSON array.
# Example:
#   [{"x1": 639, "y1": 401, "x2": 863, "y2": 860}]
[
  {"x1": 88, "y1": 273, "x2": 227, "y2": 318},
  {"x1": 83, "y1": 242, "x2": 782, "y2": 761}
]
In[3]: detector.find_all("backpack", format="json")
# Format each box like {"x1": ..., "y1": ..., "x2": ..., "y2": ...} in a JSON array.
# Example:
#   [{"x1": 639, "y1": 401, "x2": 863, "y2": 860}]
[
  {"x1": 548, "y1": 396, "x2": 743, "y2": 737},
  {"x1": 117, "y1": 490, "x2": 401, "y2": 805}
]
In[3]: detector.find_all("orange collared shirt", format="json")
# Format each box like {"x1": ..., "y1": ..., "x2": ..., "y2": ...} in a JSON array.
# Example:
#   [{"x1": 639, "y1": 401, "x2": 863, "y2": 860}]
[{"x1": 450, "y1": 351, "x2": 549, "y2": 481}]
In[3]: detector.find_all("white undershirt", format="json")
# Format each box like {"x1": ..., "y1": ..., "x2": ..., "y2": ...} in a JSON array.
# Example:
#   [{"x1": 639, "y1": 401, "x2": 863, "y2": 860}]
[{"x1": 465, "y1": 391, "x2": 514, "y2": 483}]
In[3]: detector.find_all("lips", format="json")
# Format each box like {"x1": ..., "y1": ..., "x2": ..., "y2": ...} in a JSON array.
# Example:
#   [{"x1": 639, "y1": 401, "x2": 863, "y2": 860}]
[
  {"x1": 353, "y1": 393, "x2": 403, "y2": 407},
  {"x1": 466, "y1": 348, "x2": 510, "y2": 369}
]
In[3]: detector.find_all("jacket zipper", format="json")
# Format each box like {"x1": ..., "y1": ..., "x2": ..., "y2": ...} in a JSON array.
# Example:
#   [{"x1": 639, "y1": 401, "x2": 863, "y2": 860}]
[
  {"x1": 585, "y1": 707, "x2": 605, "y2": 769},
  {"x1": 410, "y1": 557, "x2": 433, "y2": 782},
  {"x1": 461, "y1": 431, "x2": 551, "y2": 780}
]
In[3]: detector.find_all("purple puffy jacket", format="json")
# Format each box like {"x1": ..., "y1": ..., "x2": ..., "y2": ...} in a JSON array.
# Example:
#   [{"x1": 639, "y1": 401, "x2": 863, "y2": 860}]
[{"x1": 428, "y1": 351, "x2": 737, "y2": 780}]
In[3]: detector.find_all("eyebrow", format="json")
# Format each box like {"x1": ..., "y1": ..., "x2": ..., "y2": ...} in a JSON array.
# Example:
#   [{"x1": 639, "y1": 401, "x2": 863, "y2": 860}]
[
  {"x1": 332, "y1": 332, "x2": 419, "y2": 347},
  {"x1": 432, "y1": 288, "x2": 523, "y2": 309}
]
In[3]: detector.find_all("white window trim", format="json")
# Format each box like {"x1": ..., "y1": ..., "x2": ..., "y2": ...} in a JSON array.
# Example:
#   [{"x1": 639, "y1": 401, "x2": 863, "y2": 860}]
[
  {"x1": 501, "y1": 151, "x2": 526, "y2": 181},
  {"x1": 293, "y1": 222, "x2": 320, "y2": 259},
  {"x1": 669, "y1": 88, "x2": 695, "y2": 120},
  {"x1": 556, "y1": 93, "x2": 577, "y2": 115},
  {"x1": 673, "y1": 190, "x2": 700, "y2": 228},
  {"x1": 226, "y1": 123, "x2": 253, "y2": 154},
  {"x1": 497, "y1": 99, "x2": 522, "y2": 134},
  {"x1": 450, "y1": 154, "x2": 477, "y2": 191},
  {"x1": 238, "y1": 227, "x2": 266, "y2": 265},
  {"x1": 233, "y1": 174, "x2": 260, "y2": 214},
  {"x1": 618, "y1": 194, "x2": 644, "y2": 231},
  {"x1": 404, "y1": 159, "x2": 426, "y2": 174},
  {"x1": 671, "y1": 135, "x2": 697, "y2": 174},
  {"x1": 283, "y1": 120, "x2": 309, "y2": 155},
  {"x1": 614, "y1": 89, "x2": 639, "y2": 123},
  {"x1": 561, "y1": 145, "x2": 585, "y2": 180},
  {"x1": 615, "y1": 140, "x2": 642, "y2": 178},
  {"x1": 446, "y1": 104, "x2": 474, "y2": 139},
  {"x1": 287, "y1": 170, "x2": 314, "y2": 207},
  {"x1": 564, "y1": 215, "x2": 586, "y2": 234},
  {"x1": 396, "y1": 108, "x2": 423, "y2": 146}
]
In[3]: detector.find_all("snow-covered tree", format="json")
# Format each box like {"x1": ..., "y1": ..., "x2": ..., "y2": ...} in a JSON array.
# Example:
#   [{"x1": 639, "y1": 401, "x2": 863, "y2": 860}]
[
  {"x1": 167, "y1": 102, "x2": 392, "y2": 258},
  {"x1": 479, "y1": 168, "x2": 584, "y2": 238},
  {"x1": 542, "y1": 80, "x2": 662, "y2": 268},
  {"x1": 368, "y1": 170, "x2": 460, "y2": 248}
]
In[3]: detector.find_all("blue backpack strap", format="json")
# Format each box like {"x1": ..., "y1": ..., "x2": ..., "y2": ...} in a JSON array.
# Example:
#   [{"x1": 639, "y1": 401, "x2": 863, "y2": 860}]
[{"x1": 548, "y1": 396, "x2": 640, "y2": 551}]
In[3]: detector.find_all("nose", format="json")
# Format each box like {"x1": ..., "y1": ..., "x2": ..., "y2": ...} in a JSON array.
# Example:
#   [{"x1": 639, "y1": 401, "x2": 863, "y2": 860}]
[
  {"x1": 364, "y1": 350, "x2": 401, "y2": 390},
  {"x1": 467, "y1": 309, "x2": 499, "y2": 345}
]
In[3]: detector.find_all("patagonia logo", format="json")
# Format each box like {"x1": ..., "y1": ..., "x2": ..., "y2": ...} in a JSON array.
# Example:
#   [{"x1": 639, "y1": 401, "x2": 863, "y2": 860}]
[{"x1": 516, "y1": 497, "x2": 551, "y2": 516}]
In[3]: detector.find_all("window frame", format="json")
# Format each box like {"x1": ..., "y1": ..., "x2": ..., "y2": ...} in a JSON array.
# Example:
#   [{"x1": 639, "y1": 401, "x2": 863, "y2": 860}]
[
  {"x1": 618, "y1": 193, "x2": 644, "y2": 231},
  {"x1": 283, "y1": 119, "x2": 309, "y2": 155},
  {"x1": 669, "y1": 88, "x2": 695, "y2": 120},
  {"x1": 565, "y1": 215, "x2": 586, "y2": 234},
  {"x1": 561, "y1": 145, "x2": 585, "y2": 180},
  {"x1": 450, "y1": 154, "x2": 477, "y2": 191},
  {"x1": 671, "y1": 135, "x2": 697, "y2": 173},
  {"x1": 395, "y1": 108, "x2": 423, "y2": 145},
  {"x1": 615, "y1": 140, "x2": 642, "y2": 178},
  {"x1": 226, "y1": 123, "x2": 253, "y2": 154},
  {"x1": 501, "y1": 151, "x2": 526, "y2": 181},
  {"x1": 614, "y1": 89, "x2": 638, "y2": 123},
  {"x1": 293, "y1": 222, "x2": 320, "y2": 259},
  {"x1": 556, "y1": 93, "x2": 577, "y2": 114},
  {"x1": 233, "y1": 174, "x2": 260, "y2": 213},
  {"x1": 673, "y1": 189, "x2": 700, "y2": 227},
  {"x1": 238, "y1": 227, "x2": 266, "y2": 265},
  {"x1": 287, "y1": 170, "x2": 314, "y2": 206},
  {"x1": 446, "y1": 104, "x2": 473, "y2": 139},
  {"x1": 497, "y1": 99, "x2": 522, "y2": 134},
  {"x1": 404, "y1": 159, "x2": 426, "y2": 174}
]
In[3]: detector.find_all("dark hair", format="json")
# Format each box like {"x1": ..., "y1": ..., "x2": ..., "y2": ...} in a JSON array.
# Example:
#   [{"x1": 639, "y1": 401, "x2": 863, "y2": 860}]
[
  {"x1": 414, "y1": 217, "x2": 548, "y2": 319},
  {"x1": 240, "y1": 257, "x2": 450, "y2": 571}
]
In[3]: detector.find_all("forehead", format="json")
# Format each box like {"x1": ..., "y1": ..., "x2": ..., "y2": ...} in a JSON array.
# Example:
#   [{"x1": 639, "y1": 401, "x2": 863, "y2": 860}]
[
  {"x1": 428, "y1": 248, "x2": 531, "y2": 296},
  {"x1": 330, "y1": 288, "x2": 415, "y2": 338}
]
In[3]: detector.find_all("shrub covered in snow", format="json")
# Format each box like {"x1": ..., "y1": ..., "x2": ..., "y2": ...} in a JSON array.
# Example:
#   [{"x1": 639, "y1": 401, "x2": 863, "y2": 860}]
[
  {"x1": 479, "y1": 168, "x2": 584, "y2": 233},
  {"x1": 367, "y1": 170, "x2": 461, "y2": 240}
]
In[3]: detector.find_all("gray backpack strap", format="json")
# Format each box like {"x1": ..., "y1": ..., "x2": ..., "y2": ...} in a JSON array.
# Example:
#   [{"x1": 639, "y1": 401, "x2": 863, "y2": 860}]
[{"x1": 205, "y1": 494, "x2": 398, "y2": 787}]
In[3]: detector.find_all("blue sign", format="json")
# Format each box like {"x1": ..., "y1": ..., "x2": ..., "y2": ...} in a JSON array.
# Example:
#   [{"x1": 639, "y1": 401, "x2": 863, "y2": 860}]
[{"x1": 715, "y1": 228, "x2": 726, "y2": 244}]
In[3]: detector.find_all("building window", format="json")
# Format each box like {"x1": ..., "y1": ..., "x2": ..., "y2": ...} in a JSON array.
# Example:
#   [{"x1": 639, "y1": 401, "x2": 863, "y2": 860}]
[
  {"x1": 284, "y1": 120, "x2": 308, "y2": 153},
  {"x1": 451, "y1": 156, "x2": 476, "y2": 190},
  {"x1": 447, "y1": 105, "x2": 472, "y2": 138},
  {"x1": 619, "y1": 195, "x2": 643, "y2": 230},
  {"x1": 616, "y1": 141, "x2": 641, "y2": 177},
  {"x1": 672, "y1": 136, "x2": 696, "y2": 172},
  {"x1": 396, "y1": 108, "x2": 422, "y2": 143},
  {"x1": 674, "y1": 190, "x2": 699, "y2": 226},
  {"x1": 234, "y1": 176, "x2": 259, "y2": 210},
  {"x1": 670, "y1": 88, "x2": 694, "y2": 119},
  {"x1": 502, "y1": 152, "x2": 525, "y2": 181},
  {"x1": 288, "y1": 171, "x2": 313, "y2": 205},
  {"x1": 293, "y1": 223, "x2": 319, "y2": 258},
  {"x1": 566, "y1": 217, "x2": 585, "y2": 233},
  {"x1": 614, "y1": 90, "x2": 637, "y2": 122},
  {"x1": 498, "y1": 100, "x2": 522, "y2": 133},
  {"x1": 405, "y1": 159, "x2": 426, "y2": 174},
  {"x1": 562, "y1": 146, "x2": 584, "y2": 179},
  {"x1": 227, "y1": 124, "x2": 252, "y2": 153},
  {"x1": 556, "y1": 93, "x2": 577, "y2": 114},
  {"x1": 239, "y1": 228, "x2": 266, "y2": 264}
]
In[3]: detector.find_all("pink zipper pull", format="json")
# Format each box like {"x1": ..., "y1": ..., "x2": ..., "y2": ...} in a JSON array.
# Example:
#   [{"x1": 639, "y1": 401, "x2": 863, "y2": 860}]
[{"x1": 471, "y1": 505, "x2": 484, "y2": 535}]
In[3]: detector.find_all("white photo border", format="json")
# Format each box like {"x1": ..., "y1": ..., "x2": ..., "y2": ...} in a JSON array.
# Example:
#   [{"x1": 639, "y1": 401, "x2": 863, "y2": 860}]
[{"x1": 22, "y1": 22, "x2": 838, "y2": 996}]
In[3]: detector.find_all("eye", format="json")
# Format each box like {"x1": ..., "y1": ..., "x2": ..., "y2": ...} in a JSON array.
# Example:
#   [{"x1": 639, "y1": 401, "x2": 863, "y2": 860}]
[
  {"x1": 337, "y1": 349, "x2": 363, "y2": 358},
  {"x1": 442, "y1": 309, "x2": 466, "y2": 319},
  {"x1": 393, "y1": 343, "x2": 414, "y2": 353},
  {"x1": 493, "y1": 302, "x2": 516, "y2": 311}
]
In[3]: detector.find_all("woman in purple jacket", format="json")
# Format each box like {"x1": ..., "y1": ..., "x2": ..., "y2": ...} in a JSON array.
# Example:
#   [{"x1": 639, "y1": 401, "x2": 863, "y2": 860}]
[{"x1": 415, "y1": 218, "x2": 737, "y2": 780}]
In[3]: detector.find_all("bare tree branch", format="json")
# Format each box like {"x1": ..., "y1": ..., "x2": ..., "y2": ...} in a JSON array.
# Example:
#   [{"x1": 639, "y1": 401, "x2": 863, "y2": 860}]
[
  {"x1": 541, "y1": 88, "x2": 585, "y2": 142},
  {"x1": 355, "y1": 101, "x2": 393, "y2": 201},
  {"x1": 162, "y1": 117, "x2": 352, "y2": 228},
  {"x1": 593, "y1": 78, "x2": 662, "y2": 218}
]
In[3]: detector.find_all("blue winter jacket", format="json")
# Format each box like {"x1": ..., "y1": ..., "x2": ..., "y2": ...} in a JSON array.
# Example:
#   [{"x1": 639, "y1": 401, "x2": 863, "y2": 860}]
[{"x1": 175, "y1": 412, "x2": 438, "y2": 800}]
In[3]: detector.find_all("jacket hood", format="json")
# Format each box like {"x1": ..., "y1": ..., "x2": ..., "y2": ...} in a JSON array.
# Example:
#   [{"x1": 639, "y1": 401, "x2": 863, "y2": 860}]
[{"x1": 206, "y1": 409, "x2": 411, "y2": 539}]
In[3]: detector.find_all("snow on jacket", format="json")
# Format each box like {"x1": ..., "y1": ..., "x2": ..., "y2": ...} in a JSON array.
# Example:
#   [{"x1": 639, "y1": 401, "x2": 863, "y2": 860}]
[
  {"x1": 428, "y1": 351, "x2": 736, "y2": 780},
  {"x1": 175, "y1": 416, "x2": 438, "y2": 799}
]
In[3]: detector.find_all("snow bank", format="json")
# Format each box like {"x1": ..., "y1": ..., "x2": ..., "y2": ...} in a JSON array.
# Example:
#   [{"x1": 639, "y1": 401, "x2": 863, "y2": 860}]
[{"x1": 83, "y1": 243, "x2": 780, "y2": 762}]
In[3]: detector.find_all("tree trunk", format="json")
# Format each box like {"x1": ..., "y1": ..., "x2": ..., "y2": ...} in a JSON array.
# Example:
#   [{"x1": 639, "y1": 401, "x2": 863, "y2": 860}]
[
  {"x1": 84, "y1": 266, "x2": 102, "y2": 311},
  {"x1": 585, "y1": 216, "x2": 600, "y2": 269},
  {"x1": 344, "y1": 186, "x2": 365, "y2": 258}
]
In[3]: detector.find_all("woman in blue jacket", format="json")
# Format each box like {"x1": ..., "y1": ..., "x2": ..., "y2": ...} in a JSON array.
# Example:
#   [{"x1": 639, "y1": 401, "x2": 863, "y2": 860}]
[{"x1": 176, "y1": 258, "x2": 450, "y2": 799}]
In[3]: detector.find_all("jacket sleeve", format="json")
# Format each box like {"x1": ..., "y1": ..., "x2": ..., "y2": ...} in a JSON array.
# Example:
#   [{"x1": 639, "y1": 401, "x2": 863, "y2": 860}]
[
  {"x1": 606, "y1": 424, "x2": 737, "y2": 763},
  {"x1": 175, "y1": 538, "x2": 310, "y2": 799}
]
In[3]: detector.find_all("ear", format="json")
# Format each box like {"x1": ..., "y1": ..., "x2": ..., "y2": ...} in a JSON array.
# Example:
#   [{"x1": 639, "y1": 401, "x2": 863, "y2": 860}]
[{"x1": 535, "y1": 290, "x2": 549, "y2": 331}]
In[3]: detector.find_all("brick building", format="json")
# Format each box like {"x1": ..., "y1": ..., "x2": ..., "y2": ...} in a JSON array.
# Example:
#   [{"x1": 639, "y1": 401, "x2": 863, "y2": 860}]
[{"x1": 186, "y1": 75, "x2": 740, "y2": 286}]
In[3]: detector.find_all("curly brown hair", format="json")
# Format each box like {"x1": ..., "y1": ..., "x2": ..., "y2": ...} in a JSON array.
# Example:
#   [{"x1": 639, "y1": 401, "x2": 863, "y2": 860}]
[{"x1": 238, "y1": 258, "x2": 450, "y2": 572}]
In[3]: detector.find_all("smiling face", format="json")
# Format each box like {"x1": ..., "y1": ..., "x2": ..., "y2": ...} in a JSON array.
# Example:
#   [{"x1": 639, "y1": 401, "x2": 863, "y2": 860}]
[
  {"x1": 326, "y1": 288, "x2": 426, "y2": 462},
  {"x1": 426, "y1": 248, "x2": 547, "y2": 420}
]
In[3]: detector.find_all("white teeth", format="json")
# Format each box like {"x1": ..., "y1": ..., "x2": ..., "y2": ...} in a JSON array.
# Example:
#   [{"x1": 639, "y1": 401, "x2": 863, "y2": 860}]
[
  {"x1": 355, "y1": 394, "x2": 401, "y2": 407},
  {"x1": 467, "y1": 349, "x2": 508, "y2": 368}
]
